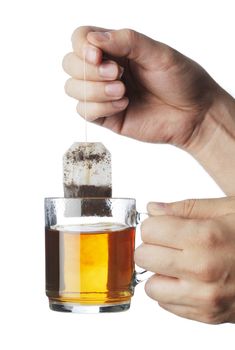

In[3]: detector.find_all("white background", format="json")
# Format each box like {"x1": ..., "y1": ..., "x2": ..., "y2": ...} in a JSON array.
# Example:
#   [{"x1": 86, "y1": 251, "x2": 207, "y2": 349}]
[{"x1": 0, "y1": 0, "x2": 234, "y2": 348}]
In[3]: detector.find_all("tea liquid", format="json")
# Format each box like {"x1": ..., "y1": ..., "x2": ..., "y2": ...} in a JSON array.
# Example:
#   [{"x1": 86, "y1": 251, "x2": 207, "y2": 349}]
[{"x1": 45, "y1": 223, "x2": 135, "y2": 305}]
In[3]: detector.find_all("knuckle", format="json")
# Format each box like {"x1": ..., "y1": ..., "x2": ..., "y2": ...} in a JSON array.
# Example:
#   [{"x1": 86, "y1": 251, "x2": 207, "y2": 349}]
[
  {"x1": 140, "y1": 219, "x2": 149, "y2": 241},
  {"x1": 144, "y1": 278, "x2": 153, "y2": 297},
  {"x1": 199, "y1": 220, "x2": 223, "y2": 249},
  {"x1": 122, "y1": 28, "x2": 137, "y2": 43},
  {"x1": 203, "y1": 287, "x2": 224, "y2": 309},
  {"x1": 86, "y1": 116, "x2": 95, "y2": 122},
  {"x1": 71, "y1": 26, "x2": 85, "y2": 42},
  {"x1": 200, "y1": 301, "x2": 227, "y2": 324},
  {"x1": 144, "y1": 275, "x2": 157, "y2": 299},
  {"x1": 145, "y1": 275, "x2": 160, "y2": 301},
  {"x1": 140, "y1": 217, "x2": 156, "y2": 242},
  {"x1": 62, "y1": 52, "x2": 73, "y2": 72},
  {"x1": 202, "y1": 312, "x2": 223, "y2": 325},
  {"x1": 168, "y1": 47, "x2": 182, "y2": 65},
  {"x1": 71, "y1": 26, "x2": 93, "y2": 52},
  {"x1": 182, "y1": 199, "x2": 197, "y2": 217},
  {"x1": 157, "y1": 45, "x2": 179, "y2": 71},
  {"x1": 76, "y1": 102, "x2": 83, "y2": 115},
  {"x1": 134, "y1": 245, "x2": 146, "y2": 268},
  {"x1": 194, "y1": 257, "x2": 218, "y2": 282},
  {"x1": 64, "y1": 78, "x2": 73, "y2": 94},
  {"x1": 71, "y1": 27, "x2": 80, "y2": 44},
  {"x1": 77, "y1": 103, "x2": 94, "y2": 122}
]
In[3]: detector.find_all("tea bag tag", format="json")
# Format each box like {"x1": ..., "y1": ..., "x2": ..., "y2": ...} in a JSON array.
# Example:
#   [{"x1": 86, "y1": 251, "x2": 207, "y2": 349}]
[{"x1": 63, "y1": 142, "x2": 112, "y2": 198}]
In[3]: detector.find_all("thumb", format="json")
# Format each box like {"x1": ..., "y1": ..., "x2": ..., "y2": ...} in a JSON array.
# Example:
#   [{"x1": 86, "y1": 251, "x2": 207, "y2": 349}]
[
  {"x1": 147, "y1": 197, "x2": 235, "y2": 219},
  {"x1": 87, "y1": 28, "x2": 171, "y2": 68}
]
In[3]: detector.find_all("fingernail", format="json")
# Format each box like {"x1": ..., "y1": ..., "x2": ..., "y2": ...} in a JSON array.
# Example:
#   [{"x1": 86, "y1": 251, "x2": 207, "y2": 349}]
[
  {"x1": 85, "y1": 46, "x2": 98, "y2": 64},
  {"x1": 99, "y1": 62, "x2": 118, "y2": 78},
  {"x1": 112, "y1": 98, "x2": 128, "y2": 109},
  {"x1": 90, "y1": 31, "x2": 111, "y2": 42},
  {"x1": 105, "y1": 82, "x2": 123, "y2": 97}
]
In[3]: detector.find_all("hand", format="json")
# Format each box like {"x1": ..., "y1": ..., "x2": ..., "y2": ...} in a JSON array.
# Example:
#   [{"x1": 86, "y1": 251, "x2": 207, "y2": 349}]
[
  {"x1": 62, "y1": 26, "x2": 235, "y2": 194},
  {"x1": 135, "y1": 197, "x2": 235, "y2": 324},
  {"x1": 62, "y1": 26, "x2": 220, "y2": 149}
]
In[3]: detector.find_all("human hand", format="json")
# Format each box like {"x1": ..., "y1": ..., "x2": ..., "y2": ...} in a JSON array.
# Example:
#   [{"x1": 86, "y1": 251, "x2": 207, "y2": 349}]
[
  {"x1": 63, "y1": 26, "x2": 220, "y2": 149},
  {"x1": 135, "y1": 197, "x2": 235, "y2": 324}
]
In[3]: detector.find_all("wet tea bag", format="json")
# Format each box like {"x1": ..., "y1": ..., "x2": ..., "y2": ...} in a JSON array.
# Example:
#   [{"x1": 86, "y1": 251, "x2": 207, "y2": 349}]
[{"x1": 63, "y1": 142, "x2": 112, "y2": 198}]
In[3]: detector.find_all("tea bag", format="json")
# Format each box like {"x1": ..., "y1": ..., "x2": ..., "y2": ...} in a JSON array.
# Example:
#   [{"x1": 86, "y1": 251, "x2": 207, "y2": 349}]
[{"x1": 63, "y1": 142, "x2": 112, "y2": 198}]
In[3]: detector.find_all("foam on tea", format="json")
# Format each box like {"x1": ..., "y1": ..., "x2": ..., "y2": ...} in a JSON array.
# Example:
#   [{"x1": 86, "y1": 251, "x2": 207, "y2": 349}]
[{"x1": 63, "y1": 142, "x2": 112, "y2": 198}]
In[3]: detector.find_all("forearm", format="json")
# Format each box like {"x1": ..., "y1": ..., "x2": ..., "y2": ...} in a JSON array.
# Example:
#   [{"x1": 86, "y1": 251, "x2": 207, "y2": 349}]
[{"x1": 189, "y1": 90, "x2": 235, "y2": 195}]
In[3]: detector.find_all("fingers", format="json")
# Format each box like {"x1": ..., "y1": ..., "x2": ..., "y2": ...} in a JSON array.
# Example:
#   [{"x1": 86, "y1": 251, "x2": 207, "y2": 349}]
[
  {"x1": 76, "y1": 98, "x2": 129, "y2": 121},
  {"x1": 63, "y1": 53, "x2": 123, "y2": 81},
  {"x1": 141, "y1": 215, "x2": 200, "y2": 250},
  {"x1": 65, "y1": 78, "x2": 125, "y2": 102},
  {"x1": 135, "y1": 243, "x2": 185, "y2": 278},
  {"x1": 145, "y1": 274, "x2": 229, "y2": 324},
  {"x1": 147, "y1": 197, "x2": 235, "y2": 220},
  {"x1": 71, "y1": 26, "x2": 106, "y2": 64},
  {"x1": 86, "y1": 28, "x2": 172, "y2": 69},
  {"x1": 146, "y1": 276, "x2": 207, "y2": 322},
  {"x1": 71, "y1": 26, "x2": 170, "y2": 70},
  {"x1": 63, "y1": 27, "x2": 128, "y2": 120},
  {"x1": 145, "y1": 274, "x2": 191, "y2": 305},
  {"x1": 158, "y1": 303, "x2": 199, "y2": 322},
  {"x1": 158, "y1": 301, "x2": 227, "y2": 324}
]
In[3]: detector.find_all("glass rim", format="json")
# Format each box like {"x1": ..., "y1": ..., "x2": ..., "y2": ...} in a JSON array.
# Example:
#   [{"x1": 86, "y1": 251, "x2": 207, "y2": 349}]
[{"x1": 44, "y1": 197, "x2": 136, "y2": 201}]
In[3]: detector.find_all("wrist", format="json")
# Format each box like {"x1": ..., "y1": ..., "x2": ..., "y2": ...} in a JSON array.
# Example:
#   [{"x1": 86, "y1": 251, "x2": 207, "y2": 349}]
[
  {"x1": 188, "y1": 89, "x2": 235, "y2": 154},
  {"x1": 187, "y1": 89, "x2": 235, "y2": 194}
]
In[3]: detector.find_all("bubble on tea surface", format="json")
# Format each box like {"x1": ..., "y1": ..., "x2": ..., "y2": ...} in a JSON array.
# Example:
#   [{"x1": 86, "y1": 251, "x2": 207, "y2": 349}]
[{"x1": 63, "y1": 142, "x2": 112, "y2": 198}]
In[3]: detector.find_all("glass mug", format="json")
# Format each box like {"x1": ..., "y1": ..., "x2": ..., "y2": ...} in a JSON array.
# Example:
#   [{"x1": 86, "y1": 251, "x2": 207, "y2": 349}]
[{"x1": 44, "y1": 198, "x2": 147, "y2": 313}]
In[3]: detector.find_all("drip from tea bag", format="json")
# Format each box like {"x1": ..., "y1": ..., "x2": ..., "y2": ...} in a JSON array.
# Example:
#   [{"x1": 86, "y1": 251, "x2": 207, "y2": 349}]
[{"x1": 63, "y1": 142, "x2": 112, "y2": 198}]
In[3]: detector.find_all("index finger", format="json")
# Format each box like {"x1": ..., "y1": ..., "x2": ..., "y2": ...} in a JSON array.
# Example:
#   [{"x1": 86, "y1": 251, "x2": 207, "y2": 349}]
[{"x1": 71, "y1": 26, "x2": 108, "y2": 64}]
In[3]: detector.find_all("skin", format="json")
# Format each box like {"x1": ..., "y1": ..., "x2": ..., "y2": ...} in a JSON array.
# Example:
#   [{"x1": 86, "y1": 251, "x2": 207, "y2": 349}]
[
  {"x1": 63, "y1": 26, "x2": 235, "y2": 323},
  {"x1": 136, "y1": 197, "x2": 235, "y2": 324}
]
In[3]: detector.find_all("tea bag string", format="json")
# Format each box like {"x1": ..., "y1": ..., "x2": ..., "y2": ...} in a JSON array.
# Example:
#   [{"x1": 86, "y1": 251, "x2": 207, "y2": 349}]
[{"x1": 83, "y1": 51, "x2": 88, "y2": 142}]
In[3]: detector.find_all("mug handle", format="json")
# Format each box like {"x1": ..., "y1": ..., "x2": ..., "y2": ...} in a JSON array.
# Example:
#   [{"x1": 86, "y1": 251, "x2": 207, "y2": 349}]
[{"x1": 133, "y1": 212, "x2": 153, "y2": 286}]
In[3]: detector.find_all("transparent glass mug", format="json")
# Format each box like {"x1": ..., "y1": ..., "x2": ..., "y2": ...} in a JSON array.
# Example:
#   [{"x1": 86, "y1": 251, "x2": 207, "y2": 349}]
[{"x1": 44, "y1": 197, "x2": 147, "y2": 313}]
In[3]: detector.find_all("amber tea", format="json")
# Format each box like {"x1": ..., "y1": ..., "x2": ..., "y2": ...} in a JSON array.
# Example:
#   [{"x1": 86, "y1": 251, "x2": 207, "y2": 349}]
[{"x1": 45, "y1": 223, "x2": 136, "y2": 308}]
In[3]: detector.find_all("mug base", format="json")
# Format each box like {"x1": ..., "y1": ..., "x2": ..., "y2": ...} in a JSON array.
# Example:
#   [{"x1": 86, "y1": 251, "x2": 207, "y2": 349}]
[{"x1": 49, "y1": 300, "x2": 131, "y2": 313}]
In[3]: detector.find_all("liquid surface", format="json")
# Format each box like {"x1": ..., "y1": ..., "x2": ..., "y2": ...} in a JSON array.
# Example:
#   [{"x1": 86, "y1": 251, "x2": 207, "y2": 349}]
[
  {"x1": 52, "y1": 223, "x2": 126, "y2": 233},
  {"x1": 45, "y1": 223, "x2": 135, "y2": 305}
]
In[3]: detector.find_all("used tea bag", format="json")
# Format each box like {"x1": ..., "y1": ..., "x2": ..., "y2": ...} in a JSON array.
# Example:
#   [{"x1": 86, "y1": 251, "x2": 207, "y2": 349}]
[{"x1": 63, "y1": 142, "x2": 112, "y2": 198}]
